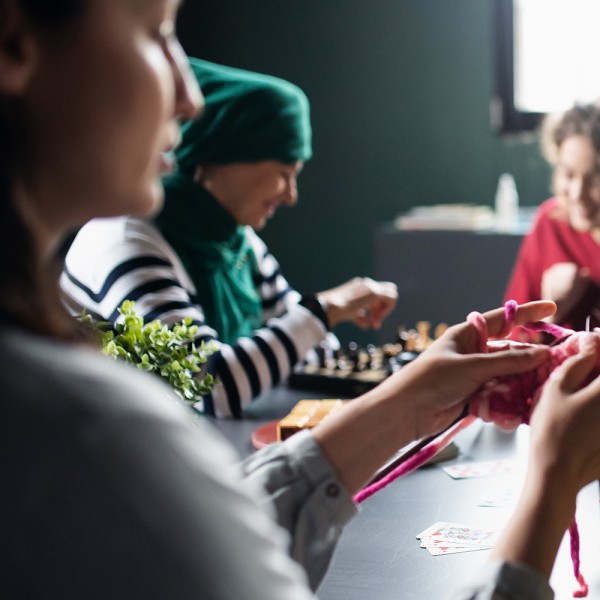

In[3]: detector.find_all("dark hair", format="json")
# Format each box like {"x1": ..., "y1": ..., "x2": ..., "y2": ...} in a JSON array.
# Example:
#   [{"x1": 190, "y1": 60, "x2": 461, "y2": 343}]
[
  {"x1": 19, "y1": 0, "x2": 85, "y2": 26},
  {"x1": 540, "y1": 101, "x2": 600, "y2": 165},
  {"x1": 0, "y1": 0, "x2": 86, "y2": 337}
]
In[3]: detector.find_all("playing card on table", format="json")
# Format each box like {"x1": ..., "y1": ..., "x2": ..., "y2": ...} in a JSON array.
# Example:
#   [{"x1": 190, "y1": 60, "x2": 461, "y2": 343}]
[
  {"x1": 416, "y1": 521, "x2": 497, "y2": 555},
  {"x1": 442, "y1": 459, "x2": 514, "y2": 479},
  {"x1": 421, "y1": 542, "x2": 492, "y2": 556}
]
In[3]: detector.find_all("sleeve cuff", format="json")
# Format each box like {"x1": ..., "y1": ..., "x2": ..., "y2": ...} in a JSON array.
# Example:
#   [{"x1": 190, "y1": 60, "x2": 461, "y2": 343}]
[
  {"x1": 299, "y1": 294, "x2": 330, "y2": 330},
  {"x1": 450, "y1": 560, "x2": 554, "y2": 600}
]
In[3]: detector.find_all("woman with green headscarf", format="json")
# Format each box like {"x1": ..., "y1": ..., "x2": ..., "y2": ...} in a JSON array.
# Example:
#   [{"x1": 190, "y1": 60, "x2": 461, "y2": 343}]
[{"x1": 61, "y1": 58, "x2": 398, "y2": 419}]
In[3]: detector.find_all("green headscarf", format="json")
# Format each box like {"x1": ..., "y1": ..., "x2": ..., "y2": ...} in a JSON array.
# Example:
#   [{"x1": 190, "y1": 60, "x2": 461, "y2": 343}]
[{"x1": 156, "y1": 58, "x2": 312, "y2": 344}]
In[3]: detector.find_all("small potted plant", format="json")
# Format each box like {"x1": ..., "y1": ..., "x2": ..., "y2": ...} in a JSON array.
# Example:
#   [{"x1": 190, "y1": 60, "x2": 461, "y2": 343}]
[{"x1": 90, "y1": 300, "x2": 216, "y2": 402}]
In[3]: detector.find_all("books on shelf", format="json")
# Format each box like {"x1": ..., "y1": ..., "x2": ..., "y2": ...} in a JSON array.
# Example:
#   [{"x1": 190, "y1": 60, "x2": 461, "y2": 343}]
[
  {"x1": 394, "y1": 204, "x2": 535, "y2": 233},
  {"x1": 394, "y1": 204, "x2": 495, "y2": 231}
]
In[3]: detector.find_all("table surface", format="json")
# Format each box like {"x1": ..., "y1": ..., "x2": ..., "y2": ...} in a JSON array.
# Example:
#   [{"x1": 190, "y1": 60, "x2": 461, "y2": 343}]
[{"x1": 209, "y1": 385, "x2": 600, "y2": 600}]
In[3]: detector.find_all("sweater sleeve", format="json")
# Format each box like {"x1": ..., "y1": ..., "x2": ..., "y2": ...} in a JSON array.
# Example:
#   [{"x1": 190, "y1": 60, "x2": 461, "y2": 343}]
[
  {"x1": 450, "y1": 561, "x2": 554, "y2": 600},
  {"x1": 240, "y1": 431, "x2": 358, "y2": 590},
  {"x1": 4, "y1": 337, "x2": 324, "y2": 600},
  {"x1": 60, "y1": 217, "x2": 328, "y2": 418}
]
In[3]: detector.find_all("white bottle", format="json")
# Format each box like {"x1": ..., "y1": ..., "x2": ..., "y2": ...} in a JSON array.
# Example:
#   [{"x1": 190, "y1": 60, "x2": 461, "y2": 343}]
[{"x1": 495, "y1": 173, "x2": 519, "y2": 232}]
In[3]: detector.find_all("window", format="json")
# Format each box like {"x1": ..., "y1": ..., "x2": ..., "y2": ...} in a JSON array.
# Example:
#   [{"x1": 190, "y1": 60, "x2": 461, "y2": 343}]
[{"x1": 493, "y1": 0, "x2": 600, "y2": 134}]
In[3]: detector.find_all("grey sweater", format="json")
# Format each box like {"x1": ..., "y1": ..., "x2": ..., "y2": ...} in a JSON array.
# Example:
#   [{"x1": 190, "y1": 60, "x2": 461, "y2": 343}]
[{"x1": 0, "y1": 325, "x2": 553, "y2": 599}]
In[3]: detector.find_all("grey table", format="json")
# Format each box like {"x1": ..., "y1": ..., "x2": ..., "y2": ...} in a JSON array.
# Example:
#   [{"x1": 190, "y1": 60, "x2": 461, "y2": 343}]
[{"x1": 209, "y1": 385, "x2": 600, "y2": 600}]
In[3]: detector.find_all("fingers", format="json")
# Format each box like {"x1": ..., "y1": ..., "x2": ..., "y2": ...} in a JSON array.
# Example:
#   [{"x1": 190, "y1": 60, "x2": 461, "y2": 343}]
[
  {"x1": 353, "y1": 310, "x2": 369, "y2": 330},
  {"x1": 481, "y1": 301, "x2": 556, "y2": 339},
  {"x1": 468, "y1": 344, "x2": 549, "y2": 382},
  {"x1": 321, "y1": 278, "x2": 398, "y2": 329},
  {"x1": 547, "y1": 336, "x2": 600, "y2": 394},
  {"x1": 368, "y1": 295, "x2": 397, "y2": 329}
]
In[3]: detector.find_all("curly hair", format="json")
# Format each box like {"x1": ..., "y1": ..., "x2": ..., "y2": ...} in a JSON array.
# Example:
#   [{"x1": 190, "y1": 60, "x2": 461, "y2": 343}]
[{"x1": 540, "y1": 101, "x2": 600, "y2": 166}]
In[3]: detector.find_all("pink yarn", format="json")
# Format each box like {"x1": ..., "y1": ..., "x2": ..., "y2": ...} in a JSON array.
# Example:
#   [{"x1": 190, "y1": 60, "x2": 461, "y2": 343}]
[
  {"x1": 569, "y1": 519, "x2": 589, "y2": 598},
  {"x1": 467, "y1": 315, "x2": 594, "y2": 432},
  {"x1": 354, "y1": 301, "x2": 594, "y2": 597},
  {"x1": 353, "y1": 415, "x2": 475, "y2": 503}
]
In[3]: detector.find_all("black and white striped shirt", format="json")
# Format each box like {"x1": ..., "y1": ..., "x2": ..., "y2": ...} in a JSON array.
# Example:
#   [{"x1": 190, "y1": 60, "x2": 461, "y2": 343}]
[{"x1": 61, "y1": 217, "x2": 328, "y2": 418}]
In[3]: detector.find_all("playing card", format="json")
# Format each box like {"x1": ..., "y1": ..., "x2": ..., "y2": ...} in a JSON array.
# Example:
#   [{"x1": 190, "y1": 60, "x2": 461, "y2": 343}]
[
  {"x1": 420, "y1": 538, "x2": 490, "y2": 550},
  {"x1": 423, "y1": 543, "x2": 492, "y2": 556},
  {"x1": 416, "y1": 521, "x2": 498, "y2": 547},
  {"x1": 442, "y1": 459, "x2": 514, "y2": 479}
]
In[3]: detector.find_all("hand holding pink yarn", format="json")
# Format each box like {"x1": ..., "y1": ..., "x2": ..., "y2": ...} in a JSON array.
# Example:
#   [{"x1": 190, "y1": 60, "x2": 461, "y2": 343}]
[{"x1": 467, "y1": 300, "x2": 600, "y2": 431}]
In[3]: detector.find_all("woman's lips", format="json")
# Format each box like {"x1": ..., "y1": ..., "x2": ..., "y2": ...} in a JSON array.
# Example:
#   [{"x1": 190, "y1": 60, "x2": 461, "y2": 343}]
[{"x1": 264, "y1": 202, "x2": 278, "y2": 218}]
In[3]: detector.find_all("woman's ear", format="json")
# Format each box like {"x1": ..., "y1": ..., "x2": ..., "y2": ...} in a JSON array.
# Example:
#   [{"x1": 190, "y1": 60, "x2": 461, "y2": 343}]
[{"x1": 0, "y1": 0, "x2": 36, "y2": 94}]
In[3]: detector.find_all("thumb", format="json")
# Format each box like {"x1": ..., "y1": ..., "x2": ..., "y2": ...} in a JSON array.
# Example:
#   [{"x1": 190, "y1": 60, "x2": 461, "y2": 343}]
[
  {"x1": 547, "y1": 335, "x2": 600, "y2": 393},
  {"x1": 547, "y1": 351, "x2": 598, "y2": 394}
]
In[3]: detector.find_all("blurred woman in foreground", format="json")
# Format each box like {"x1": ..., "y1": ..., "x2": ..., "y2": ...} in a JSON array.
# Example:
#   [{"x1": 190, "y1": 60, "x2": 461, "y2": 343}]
[{"x1": 1, "y1": 1, "x2": 599, "y2": 598}]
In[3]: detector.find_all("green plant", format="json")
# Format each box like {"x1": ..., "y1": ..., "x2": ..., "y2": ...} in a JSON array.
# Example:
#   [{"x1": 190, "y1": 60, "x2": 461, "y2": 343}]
[{"x1": 90, "y1": 300, "x2": 216, "y2": 402}]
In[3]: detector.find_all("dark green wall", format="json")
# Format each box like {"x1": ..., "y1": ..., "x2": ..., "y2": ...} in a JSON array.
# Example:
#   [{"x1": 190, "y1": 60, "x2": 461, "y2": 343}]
[{"x1": 177, "y1": 0, "x2": 552, "y2": 344}]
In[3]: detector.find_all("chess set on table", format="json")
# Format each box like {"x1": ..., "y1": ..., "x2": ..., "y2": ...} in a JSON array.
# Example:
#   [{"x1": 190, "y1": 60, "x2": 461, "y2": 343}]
[
  {"x1": 251, "y1": 321, "x2": 452, "y2": 450},
  {"x1": 288, "y1": 321, "x2": 448, "y2": 397}
]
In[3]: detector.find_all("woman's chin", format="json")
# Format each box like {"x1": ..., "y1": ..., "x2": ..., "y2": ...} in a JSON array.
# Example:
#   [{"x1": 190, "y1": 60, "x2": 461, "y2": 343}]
[
  {"x1": 126, "y1": 185, "x2": 165, "y2": 219},
  {"x1": 569, "y1": 210, "x2": 596, "y2": 232}
]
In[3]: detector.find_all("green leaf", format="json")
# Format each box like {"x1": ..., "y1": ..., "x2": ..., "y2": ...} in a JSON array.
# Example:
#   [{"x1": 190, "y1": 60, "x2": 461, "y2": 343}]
[{"x1": 85, "y1": 300, "x2": 217, "y2": 403}]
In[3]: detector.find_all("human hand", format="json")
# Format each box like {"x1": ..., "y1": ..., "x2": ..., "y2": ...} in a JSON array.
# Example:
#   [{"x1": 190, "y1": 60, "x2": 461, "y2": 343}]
[
  {"x1": 311, "y1": 301, "x2": 554, "y2": 495},
  {"x1": 528, "y1": 334, "x2": 600, "y2": 492},
  {"x1": 541, "y1": 262, "x2": 591, "y2": 323},
  {"x1": 374, "y1": 300, "x2": 555, "y2": 440},
  {"x1": 318, "y1": 277, "x2": 397, "y2": 329},
  {"x1": 488, "y1": 337, "x2": 600, "y2": 581}
]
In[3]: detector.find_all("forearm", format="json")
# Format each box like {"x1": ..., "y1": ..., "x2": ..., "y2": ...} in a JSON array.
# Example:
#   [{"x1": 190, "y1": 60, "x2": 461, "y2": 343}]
[
  {"x1": 311, "y1": 358, "x2": 451, "y2": 494},
  {"x1": 491, "y1": 469, "x2": 577, "y2": 579},
  {"x1": 310, "y1": 313, "x2": 552, "y2": 496},
  {"x1": 207, "y1": 303, "x2": 327, "y2": 417}
]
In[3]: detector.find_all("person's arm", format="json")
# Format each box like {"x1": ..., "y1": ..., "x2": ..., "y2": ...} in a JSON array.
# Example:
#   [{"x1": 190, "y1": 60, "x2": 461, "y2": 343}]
[
  {"x1": 453, "y1": 335, "x2": 600, "y2": 600},
  {"x1": 241, "y1": 301, "x2": 555, "y2": 588},
  {"x1": 310, "y1": 301, "x2": 554, "y2": 494},
  {"x1": 240, "y1": 430, "x2": 357, "y2": 590},
  {"x1": 42, "y1": 301, "x2": 556, "y2": 597},
  {"x1": 247, "y1": 229, "x2": 398, "y2": 334},
  {"x1": 60, "y1": 217, "x2": 329, "y2": 418},
  {"x1": 493, "y1": 342, "x2": 600, "y2": 569}
]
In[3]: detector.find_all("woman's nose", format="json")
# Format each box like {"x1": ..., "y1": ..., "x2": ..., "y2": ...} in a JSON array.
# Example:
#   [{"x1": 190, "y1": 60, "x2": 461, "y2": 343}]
[
  {"x1": 282, "y1": 178, "x2": 298, "y2": 206},
  {"x1": 172, "y1": 44, "x2": 204, "y2": 121}
]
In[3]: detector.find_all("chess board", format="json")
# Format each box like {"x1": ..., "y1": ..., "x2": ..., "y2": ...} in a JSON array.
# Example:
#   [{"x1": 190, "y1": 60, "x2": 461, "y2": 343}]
[{"x1": 288, "y1": 321, "x2": 447, "y2": 397}]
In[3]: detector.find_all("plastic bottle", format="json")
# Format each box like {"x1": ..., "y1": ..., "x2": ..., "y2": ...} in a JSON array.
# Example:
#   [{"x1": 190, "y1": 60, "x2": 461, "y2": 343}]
[{"x1": 495, "y1": 173, "x2": 519, "y2": 232}]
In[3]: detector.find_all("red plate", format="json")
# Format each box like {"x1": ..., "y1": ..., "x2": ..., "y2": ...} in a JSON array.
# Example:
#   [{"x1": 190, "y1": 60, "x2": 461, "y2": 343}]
[{"x1": 251, "y1": 419, "x2": 280, "y2": 449}]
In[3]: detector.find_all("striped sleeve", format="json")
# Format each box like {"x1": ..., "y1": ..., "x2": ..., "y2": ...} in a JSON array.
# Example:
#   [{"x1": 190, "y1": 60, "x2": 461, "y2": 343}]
[
  {"x1": 60, "y1": 217, "x2": 327, "y2": 419},
  {"x1": 246, "y1": 228, "x2": 302, "y2": 318}
]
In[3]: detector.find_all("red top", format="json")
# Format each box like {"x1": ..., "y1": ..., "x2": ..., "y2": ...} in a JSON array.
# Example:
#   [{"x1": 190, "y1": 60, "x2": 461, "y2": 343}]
[{"x1": 504, "y1": 197, "x2": 600, "y2": 330}]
